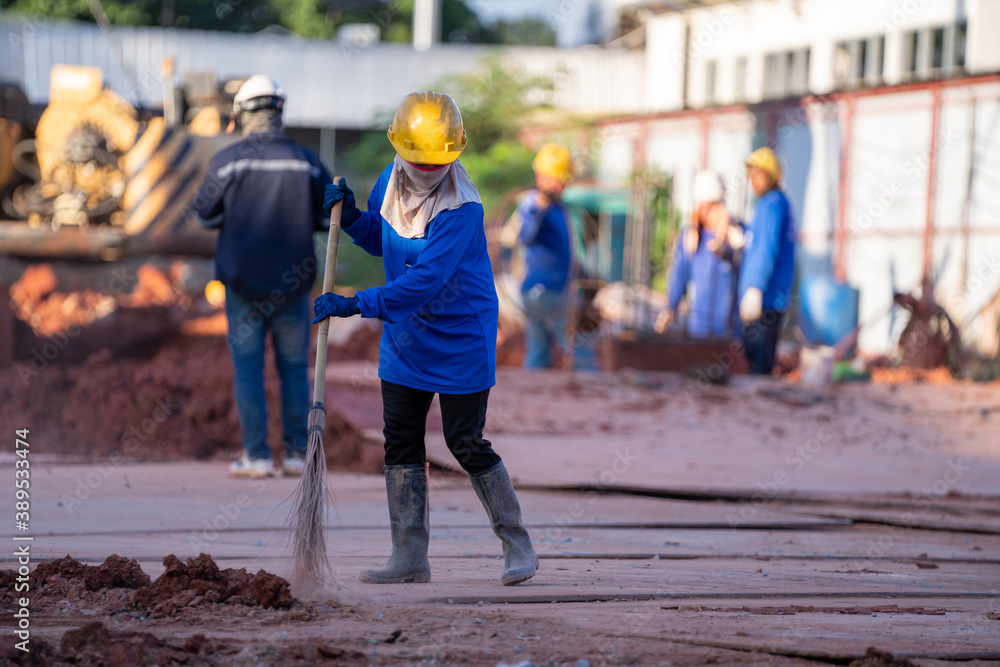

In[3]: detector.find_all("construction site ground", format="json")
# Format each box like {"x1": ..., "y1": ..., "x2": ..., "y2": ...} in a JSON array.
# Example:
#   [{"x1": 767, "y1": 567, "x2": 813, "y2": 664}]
[{"x1": 3, "y1": 346, "x2": 1000, "y2": 666}]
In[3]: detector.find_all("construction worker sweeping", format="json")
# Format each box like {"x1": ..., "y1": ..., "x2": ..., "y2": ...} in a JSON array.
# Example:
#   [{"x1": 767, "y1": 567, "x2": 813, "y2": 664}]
[
  {"x1": 739, "y1": 147, "x2": 796, "y2": 375},
  {"x1": 313, "y1": 91, "x2": 538, "y2": 586},
  {"x1": 193, "y1": 75, "x2": 332, "y2": 478},
  {"x1": 517, "y1": 143, "x2": 574, "y2": 369}
]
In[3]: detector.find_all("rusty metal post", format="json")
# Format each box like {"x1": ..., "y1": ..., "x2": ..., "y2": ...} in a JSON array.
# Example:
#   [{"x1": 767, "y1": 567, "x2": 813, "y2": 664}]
[
  {"x1": 835, "y1": 97, "x2": 855, "y2": 283},
  {"x1": 923, "y1": 87, "x2": 942, "y2": 281}
]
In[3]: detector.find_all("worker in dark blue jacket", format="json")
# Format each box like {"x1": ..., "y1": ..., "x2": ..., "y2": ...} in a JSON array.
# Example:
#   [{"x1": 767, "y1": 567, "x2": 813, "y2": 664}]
[
  {"x1": 193, "y1": 75, "x2": 332, "y2": 479},
  {"x1": 518, "y1": 143, "x2": 574, "y2": 369},
  {"x1": 738, "y1": 147, "x2": 796, "y2": 375},
  {"x1": 313, "y1": 91, "x2": 537, "y2": 587}
]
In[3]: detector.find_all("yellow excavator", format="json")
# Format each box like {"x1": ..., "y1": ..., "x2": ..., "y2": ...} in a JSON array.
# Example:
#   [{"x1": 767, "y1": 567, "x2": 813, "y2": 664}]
[{"x1": 0, "y1": 63, "x2": 236, "y2": 259}]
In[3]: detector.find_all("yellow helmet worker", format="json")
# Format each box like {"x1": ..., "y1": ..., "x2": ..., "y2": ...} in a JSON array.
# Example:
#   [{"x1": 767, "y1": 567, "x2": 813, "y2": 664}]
[
  {"x1": 387, "y1": 91, "x2": 467, "y2": 165},
  {"x1": 745, "y1": 147, "x2": 782, "y2": 186},
  {"x1": 313, "y1": 90, "x2": 538, "y2": 588},
  {"x1": 517, "y1": 142, "x2": 575, "y2": 369},
  {"x1": 532, "y1": 143, "x2": 573, "y2": 185},
  {"x1": 739, "y1": 145, "x2": 796, "y2": 376}
]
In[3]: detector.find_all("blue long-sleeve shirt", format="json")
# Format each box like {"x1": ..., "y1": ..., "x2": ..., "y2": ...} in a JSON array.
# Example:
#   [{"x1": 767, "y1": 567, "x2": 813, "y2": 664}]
[
  {"x1": 518, "y1": 191, "x2": 572, "y2": 293},
  {"x1": 668, "y1": 230, "x2": 740, "y2": 339},
  {"x1": 347, "y1": 164, "x2": 498, "y2": 394},
  {"x1": 738, "y1": 189, "x2": 796, "y2": 312},
  {"x1": 193, "y1": 132, "x2": 332, "y2": 301}
]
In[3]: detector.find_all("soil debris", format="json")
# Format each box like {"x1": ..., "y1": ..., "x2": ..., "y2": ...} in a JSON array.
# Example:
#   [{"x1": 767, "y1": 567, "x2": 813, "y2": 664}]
[
  {"x1": 0, "y1": 333, "x2": 379, "y2": 469},
  {"x1": 1, "y1": 555, "x2": 150, "y2": 610},
  {"x1": 847, "y1": 647, "x2": 918, "y2": 667},
  {"x1": 59, "y1": 621, "x2": 183, "y2": 667},
  {"x1": 128, "y1": 553, "x2": 293, "y2": 615},
  {"x1": 870, "y1": 366, "x2": 955, "y2": 385},
  {"x1": 9, "y1": 263, "x2": 58, "y2": 308},
  {"x1": 32, "y1": 554, "x2": 151, "y2": 591}
]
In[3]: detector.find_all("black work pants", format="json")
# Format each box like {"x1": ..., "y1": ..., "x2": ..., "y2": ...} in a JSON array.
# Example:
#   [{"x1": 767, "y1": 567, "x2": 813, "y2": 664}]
[
  {"x1": 741, "y1": 309, "x2": 783, "y2": 376},
  {"x1": 381, "y1": 380, "x2": 502, "y2": 475}
]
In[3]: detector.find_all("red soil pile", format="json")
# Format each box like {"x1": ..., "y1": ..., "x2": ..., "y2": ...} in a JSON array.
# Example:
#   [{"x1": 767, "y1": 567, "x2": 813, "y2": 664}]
[
  {"x1": 1, "y1": 553, "x2": 291, "y2": 619},
  {"x1": 1, "y1": 555, "x2": 149, "y2": 612},
  {"x1": 0, "y1": 332, "x2": 381, "y2": 470},
  {"x1": 32, "y1": 554, "x2": 151, "y2": 592},
  {"x1": 9, "y1": 263, "x2": 183, "y2": 340},
  {"x1": 9, "y1": 263, "x2": 58, "y2": 306},
  {"x1": 128, "y1": 553, "x2": 293, "y2": 615}
]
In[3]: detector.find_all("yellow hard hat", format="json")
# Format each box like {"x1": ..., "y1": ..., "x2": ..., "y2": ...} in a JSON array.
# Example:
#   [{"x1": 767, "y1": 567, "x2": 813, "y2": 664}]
[
  {"x1": 745, "y1": 147, "x2": 782, "y2": 183},
  {"x1": 387, "y1": 91, "x2": 467, "y2": 165},
  {"x1": 205, "y1": 280, "x2": 225, "y2": 308},
  {"x1": 533, "y1": 143, "x2": 573, "y2": 184}
]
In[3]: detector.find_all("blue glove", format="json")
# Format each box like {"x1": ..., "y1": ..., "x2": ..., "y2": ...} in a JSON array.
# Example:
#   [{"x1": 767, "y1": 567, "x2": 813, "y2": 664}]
[
  {"x1": 322, "y1": 178, "x2": 361, "y2": 228},
  {"x1": 312, "y1": 292, "x2": 360, "y2": 324}
]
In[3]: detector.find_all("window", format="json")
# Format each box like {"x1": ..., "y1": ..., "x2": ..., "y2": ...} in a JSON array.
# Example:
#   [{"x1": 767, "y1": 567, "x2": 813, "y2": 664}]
[
  {"x1": 954, "y1": 23, "x2": 967, "y2": 69},
  {"x1": 764, "y1": 53, "x2": 783, "y2": 98},
  {"x1": 763, "y1": 48, "x2": 810, "y2": 99},
  {"x1": 835, "y1": 36, "x2": 885, "y2": 88},
  {"x1": 834, "y1": 42, "x2": 851, "y2": 86},
  {"x1": 734, "y1": 57, "x2": 747, "y2": 102},
  {"x1": 902, "y1": 23, "x2": 967, "y2": 80},
  {"x1": 855, "y1": 40, "x2": 868, "y2": 80},
  {"x1": 790, "y1": 48, "x2": 810, "y2": 96},
  {"x1": 904, "y1": 30, "x2": 919, "y2": 75},
  {"x1": 705, "y1": 61, "x2": 717, "y2": 105},
  {"x1": 872, "y1": 36, "x2": 885, "y2": 80},
  {"x1": 931, "y1": 27, "x2": 945, "y2": 70}
]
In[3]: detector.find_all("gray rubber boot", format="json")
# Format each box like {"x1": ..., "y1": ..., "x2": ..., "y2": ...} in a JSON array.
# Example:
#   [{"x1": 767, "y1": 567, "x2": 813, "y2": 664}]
[
  {"x1": 470, "y1": 461, "x2": 539, "y2": 586},
  {"x1": 360, "y1": 463, "x2": 431, "y2": 584}
]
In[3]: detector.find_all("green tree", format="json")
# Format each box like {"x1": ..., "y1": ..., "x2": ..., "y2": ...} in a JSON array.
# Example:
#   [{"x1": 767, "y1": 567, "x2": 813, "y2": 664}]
[
  {"x1": 0, "y1": 0, "x2": 156, "y2": 25},
  {"x1": 1, "y1": 0, "x2": 555, "y2": 43},
  {"x1": 488, "y1": 17, "x2": 556, "y2": 46}
]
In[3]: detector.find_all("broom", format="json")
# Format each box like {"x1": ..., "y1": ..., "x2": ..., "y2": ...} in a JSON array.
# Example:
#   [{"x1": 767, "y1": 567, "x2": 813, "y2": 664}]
[{"x1": 288, "y1": 197, "x2": 343, "y2": 589}]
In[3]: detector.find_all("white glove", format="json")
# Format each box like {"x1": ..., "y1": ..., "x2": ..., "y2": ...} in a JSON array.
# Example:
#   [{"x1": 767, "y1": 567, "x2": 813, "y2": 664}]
[
  {"x1": 740, "y1": 287, "x2": 763, "y2": 323},
  {"x1": 727, "y1": 225, "x2": 746, "y2": 250}
]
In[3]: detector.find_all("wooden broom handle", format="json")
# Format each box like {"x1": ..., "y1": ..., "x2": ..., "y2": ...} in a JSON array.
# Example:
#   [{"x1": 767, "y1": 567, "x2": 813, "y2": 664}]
[{"x1": 312, "y1": 195, "x2": 344, "y2": 406}]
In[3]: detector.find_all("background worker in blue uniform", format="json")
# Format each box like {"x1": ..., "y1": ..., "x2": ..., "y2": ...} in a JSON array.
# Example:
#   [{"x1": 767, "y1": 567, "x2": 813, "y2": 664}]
[
  {"x1": 656, "y1": 170, "x2": 743, "y2": 339},
  {"x1": 517, "y1": 143, "x2": 574, "y2": 369},
  {"x1": 193, "y1": 75, "x2": 332, "y2": 479},
  {"x1": 738, "y1": 147, "x2": 796, "y2": 375},
  {"x1": 313, "y1": 91, "x2": 537, "y2": 587}
]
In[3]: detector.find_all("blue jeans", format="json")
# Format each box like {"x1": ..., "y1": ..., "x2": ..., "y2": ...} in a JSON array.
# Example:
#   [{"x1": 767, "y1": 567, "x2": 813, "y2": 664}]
[
  {"x1": 521, "y1": 284, "x2": 568, "y2": 369},
  {"x1": 225, "y1": 287, "x2": 310, "y2": 460}
]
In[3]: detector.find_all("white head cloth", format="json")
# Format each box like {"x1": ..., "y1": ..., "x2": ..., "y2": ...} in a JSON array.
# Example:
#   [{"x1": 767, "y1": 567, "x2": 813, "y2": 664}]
[{"x1": 380, "y1": 154, "x2": 481, "y2": 239}]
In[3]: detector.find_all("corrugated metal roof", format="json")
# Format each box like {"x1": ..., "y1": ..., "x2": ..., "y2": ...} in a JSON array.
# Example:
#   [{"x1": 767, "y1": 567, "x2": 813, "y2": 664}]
[{"x1": 0, "y1": 19, "x2": 645, "y2": 128}]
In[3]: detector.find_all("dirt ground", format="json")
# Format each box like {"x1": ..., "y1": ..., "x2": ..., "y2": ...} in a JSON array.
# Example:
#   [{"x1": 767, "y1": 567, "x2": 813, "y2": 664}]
[
  {"x1": 5, "y1": 548, "x2": 964, "y2": 667},
  {"x1": 4, "y1": 264, "x2": 1000, "y2": 666}
]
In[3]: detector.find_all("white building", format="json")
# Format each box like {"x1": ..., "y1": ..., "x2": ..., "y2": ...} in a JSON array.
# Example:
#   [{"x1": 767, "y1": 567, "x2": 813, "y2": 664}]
[
  {"x1": 643, "y1": 0, "x2": 1000, "y2": 110},
  {"x1": 587, "y1": 0, "x2": 1000, "y2": 357}
]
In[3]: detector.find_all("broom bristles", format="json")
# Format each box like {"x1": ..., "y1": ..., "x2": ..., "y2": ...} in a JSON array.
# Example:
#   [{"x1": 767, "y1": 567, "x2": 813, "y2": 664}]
[{"x1": 288, "y1": 403, "x2": 332, "y2": 590}]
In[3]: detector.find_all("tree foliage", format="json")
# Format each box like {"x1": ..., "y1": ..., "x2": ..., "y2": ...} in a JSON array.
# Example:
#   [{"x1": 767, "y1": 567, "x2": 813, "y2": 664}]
[{"x1": 0, "y1": 0, "x2": 555, "y2": 45}]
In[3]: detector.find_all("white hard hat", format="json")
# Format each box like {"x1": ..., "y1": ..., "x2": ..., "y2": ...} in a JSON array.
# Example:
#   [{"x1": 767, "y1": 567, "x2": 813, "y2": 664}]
[
  {"x1": 693, "y1": 169, "x2": 725, "y2": 204},
  {"x1": 233, "y1": 74, "x2": 284, "y2": 112}
]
